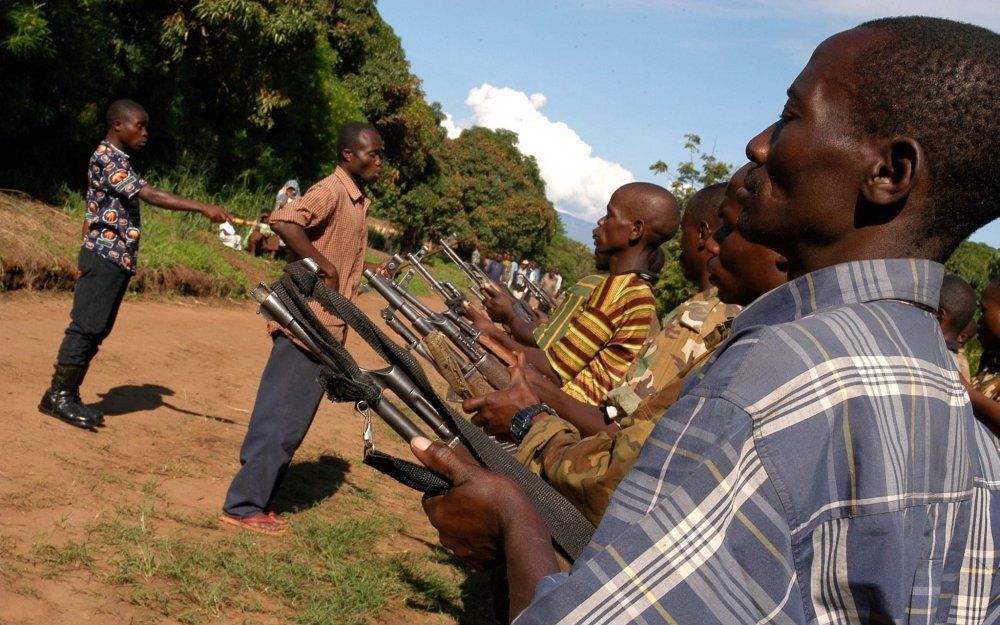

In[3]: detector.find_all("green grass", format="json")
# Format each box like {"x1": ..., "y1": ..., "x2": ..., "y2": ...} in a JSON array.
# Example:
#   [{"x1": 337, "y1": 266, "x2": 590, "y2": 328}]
[{"x1": 9, "y1": 484, "x2": 483, "y2": 625}]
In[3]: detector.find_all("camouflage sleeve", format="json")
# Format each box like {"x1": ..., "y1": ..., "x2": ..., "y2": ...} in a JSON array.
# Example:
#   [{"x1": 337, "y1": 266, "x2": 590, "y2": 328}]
[{"x1": 516, "y1": 413, "x2": 656, "y2": 526}]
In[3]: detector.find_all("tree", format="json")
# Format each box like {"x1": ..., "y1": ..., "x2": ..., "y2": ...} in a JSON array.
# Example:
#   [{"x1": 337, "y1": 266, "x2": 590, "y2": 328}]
[
  {"x1": 648, "y1": 134, "x2": 734, "y2": 315},
  {"x1": 649, "y1": 134, "x2": 732, "y2": 207}
]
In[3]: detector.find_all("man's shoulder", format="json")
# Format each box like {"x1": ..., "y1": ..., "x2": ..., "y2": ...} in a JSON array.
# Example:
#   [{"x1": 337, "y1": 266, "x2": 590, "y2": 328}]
[
  {"x1": 600, "y1": 272, "x2": 654, "y2": 305},
  {"x1": 714, "y1": 299, "x2": 954, "y2": 415}
]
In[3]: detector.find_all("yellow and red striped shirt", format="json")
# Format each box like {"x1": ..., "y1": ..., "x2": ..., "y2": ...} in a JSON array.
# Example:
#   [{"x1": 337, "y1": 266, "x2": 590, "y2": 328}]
[{"x1": 544, "y1": 273, "x2": 655, "y2": 405}]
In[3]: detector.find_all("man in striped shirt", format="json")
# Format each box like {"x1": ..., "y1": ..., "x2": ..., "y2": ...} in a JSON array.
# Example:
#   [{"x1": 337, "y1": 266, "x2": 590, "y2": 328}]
[
  {"x1": 410, "y1": 17, "x2": 1000, "y2": 623},
  {"x1": 471, "y1": 182, "x2": 680, "y2": 407}
]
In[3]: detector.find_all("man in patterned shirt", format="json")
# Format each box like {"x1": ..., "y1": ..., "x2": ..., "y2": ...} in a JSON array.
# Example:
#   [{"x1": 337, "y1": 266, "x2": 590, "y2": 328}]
[
  {"x1": 39, "y1": 99, "x2": 230, "y2": 430},
  {"x1": 220, "y1": 122, "x2": 386, "y2": 535},
  {"x1": 409, "y1": 17, "x2": 1000, "y2": 622}
]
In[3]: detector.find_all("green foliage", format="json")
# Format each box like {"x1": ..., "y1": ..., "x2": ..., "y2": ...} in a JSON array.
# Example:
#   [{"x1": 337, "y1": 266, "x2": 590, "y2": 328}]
[
  {"x1": 649, "y1": 134, "x2": 734, "y2": 316},
  {"x1": 426, "y1": 126, "x2": 559, "y2": 261},
  {"x1": 650, "y1": 134, "x2": 733, "y2": 207},
  {"x1": 547, "y1": 232, "x2": 596, "y2": 284},
  {"x1": 945, "y1": 241, "x2": 998, "y2": 295}
]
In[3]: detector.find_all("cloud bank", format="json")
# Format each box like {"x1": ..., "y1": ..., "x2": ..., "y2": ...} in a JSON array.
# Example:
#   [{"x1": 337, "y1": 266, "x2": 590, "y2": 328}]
[{"x1": 444, "y1": 84, "x2": 634, "y2": 222}]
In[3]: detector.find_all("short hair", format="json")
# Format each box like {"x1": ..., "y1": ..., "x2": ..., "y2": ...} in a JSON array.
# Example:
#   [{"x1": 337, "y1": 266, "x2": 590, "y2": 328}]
[
  {"x1": 615, "y1": 182, "x2": 680, "y2": 249},
  {"x1": 337, "y1": 121, "x2": 379, "y2": 158},
  {"x1": 939, "y1": 274, "x2": 976, "y2": 332},
  {"x1": 105, "y1": 99, "x2": 146, "y2": 128},
  {"x1": 852, "y1": 17, "x2": 999, "y2": 259},
  {"x1": 683, "y1": 183, "x2": 726, "y2": 227}
]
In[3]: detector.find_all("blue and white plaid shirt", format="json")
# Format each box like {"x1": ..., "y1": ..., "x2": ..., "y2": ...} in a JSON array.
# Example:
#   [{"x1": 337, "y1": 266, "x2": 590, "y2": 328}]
[{"x1": 517, "y1": 259, "x2": 1000, "y2": 624}]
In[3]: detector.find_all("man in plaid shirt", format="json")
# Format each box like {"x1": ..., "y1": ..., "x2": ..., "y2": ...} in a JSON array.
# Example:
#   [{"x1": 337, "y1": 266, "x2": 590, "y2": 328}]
[{"x1": 409, "y1": 17, "x2": 1000, "y2": 623}]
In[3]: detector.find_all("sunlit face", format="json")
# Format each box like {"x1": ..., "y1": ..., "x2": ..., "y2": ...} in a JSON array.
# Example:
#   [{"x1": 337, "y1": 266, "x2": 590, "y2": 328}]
[
  {"x1": 343, "y1": 129, "x2": 384, "y2": 183},
  {"x1": 592, "y1": 188, "x2": 636, "y2": 257},
  {"x1": 738, "y1": 28, "x2": 884, "y2": 266},
  {"x1": 706, "y1": 164, "x2": 787, "y2": 306},
  {"x1": 116, "y1": 109, "x2": 149, "y2": 152}
]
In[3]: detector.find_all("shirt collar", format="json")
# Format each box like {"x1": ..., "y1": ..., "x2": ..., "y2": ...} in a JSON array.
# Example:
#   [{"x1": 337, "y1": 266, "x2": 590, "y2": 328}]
[
  {"x1": 334, "y1": 166, "x2": 365, "y2": 203},
  {"x1": 102, "y1": 139, "x2": 130, "y2": 159},
  {"x1": 732, "y1": 258, "x2": 944, "y2": 333}
]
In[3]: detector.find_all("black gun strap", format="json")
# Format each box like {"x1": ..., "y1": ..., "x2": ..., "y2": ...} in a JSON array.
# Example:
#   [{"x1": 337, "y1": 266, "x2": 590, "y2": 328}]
[
  {"x1": 276, "y1": 261, "x2": 595, "y2": 560},
  {"x1": 363, "y1": 450, "x2": 451, "y2": 496}
]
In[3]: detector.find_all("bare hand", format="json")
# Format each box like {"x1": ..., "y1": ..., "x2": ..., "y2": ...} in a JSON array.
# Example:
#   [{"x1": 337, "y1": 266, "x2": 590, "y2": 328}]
[
  {"x1": 462, "y1": 353, "x2": 541, "y2": 439},
  {"x1": 411, "y1": 436, "x2": 525, "y2": 570},
  {"x1": 482, "y1": 283, "x2": 515, "y2": 324},
  {"x1": 463, "y1": 301, "x2": 500, "y2": 338},
  {"x1": 200, "y1": 204, "x2": 232, "y2": 223}
]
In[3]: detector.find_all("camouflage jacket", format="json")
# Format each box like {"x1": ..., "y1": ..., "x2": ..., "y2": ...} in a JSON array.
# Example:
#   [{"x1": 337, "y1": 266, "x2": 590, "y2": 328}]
[
  {"x1": 973, "y1": 350, "x2": 1000, "y2": 401},
  {"x1": 603, "y1": 288, "x2": 741, "y2": 417},
  {"x1": 515, "y1": 289, "x2": 739, "y2": 525}
]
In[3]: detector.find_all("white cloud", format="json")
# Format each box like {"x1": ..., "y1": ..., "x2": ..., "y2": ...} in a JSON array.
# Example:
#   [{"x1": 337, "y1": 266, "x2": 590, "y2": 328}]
[
  {"x1": 441, "y1": 83, "x2": 635, "y2": 222},
  {"x1": 441, "y1": 113, "x2": 462, "y2": 139}
]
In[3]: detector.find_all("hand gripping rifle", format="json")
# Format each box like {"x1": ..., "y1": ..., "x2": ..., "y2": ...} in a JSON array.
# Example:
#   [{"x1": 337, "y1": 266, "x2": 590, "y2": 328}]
[{"x1": 363, "y1": 268, "x2": 511, "y2": 389}]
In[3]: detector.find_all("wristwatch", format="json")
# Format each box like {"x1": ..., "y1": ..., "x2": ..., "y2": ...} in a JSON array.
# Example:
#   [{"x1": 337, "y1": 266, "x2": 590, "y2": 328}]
[{"x1": 509, "y1": 403, "x2": 553, "y2": 444}]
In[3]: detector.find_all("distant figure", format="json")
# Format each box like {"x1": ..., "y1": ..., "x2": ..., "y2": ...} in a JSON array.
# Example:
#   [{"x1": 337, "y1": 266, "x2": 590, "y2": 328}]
[
  {"x1": 39, "y1": 99, "x2": 230, "y2": 430},
  {"x1": 484, "y1": 253, "x2": 505, "y2": 283},
  {"x1": 245, "y1": 210, "x2": 281, "y2": 260},
  {"x1": 273, "y1": 180, "x2": 300, "y2": 211},
  {"x1": 471, "y1": 244, "x2": 481, "y2": 268},
  {"x1": 511, "y1": 259, "x2": 531, "y2": 300},
  {"x1": 936, "y1": 274, "x2": 976, "y2": 381},
  {"x1": 540, "y1": 266, "x2": 561, "y2": 301}
]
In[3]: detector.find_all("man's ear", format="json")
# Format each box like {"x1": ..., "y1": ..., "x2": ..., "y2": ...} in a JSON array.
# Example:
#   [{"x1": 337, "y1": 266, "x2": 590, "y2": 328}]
[
  {"x1": 696, "y1": 221, "x2": 712, "y2": 245},
  {"x1": 630, "y1": 220, "x2": 645, "y2": 244},
  {"x1": 861, "y1": 136, "x2": 923, "y2": 206},
  {"x1": 341, "y1": 148, "x2": 354, "y2": 163}
]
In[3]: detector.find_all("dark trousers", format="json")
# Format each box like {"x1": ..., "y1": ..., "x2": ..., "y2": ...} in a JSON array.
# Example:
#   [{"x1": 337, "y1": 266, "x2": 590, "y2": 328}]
[
  {"x1": 223, "y1": 334, "x2": 326, "y2": 518},
  {"x1": 56, "y1": 248, "x2": 132, "y2": 367}
]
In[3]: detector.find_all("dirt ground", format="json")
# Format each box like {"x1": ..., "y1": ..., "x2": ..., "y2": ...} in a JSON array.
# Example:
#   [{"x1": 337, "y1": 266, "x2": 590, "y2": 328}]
[{"x1": 0, "y1": 290, "x2": 473, "y2": 625}]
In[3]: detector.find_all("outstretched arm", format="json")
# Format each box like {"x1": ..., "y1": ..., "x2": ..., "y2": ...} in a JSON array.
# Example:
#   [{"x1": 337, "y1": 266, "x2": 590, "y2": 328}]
[{"x1": 138, "y1": 186, "x2": 231, "y2": 223}]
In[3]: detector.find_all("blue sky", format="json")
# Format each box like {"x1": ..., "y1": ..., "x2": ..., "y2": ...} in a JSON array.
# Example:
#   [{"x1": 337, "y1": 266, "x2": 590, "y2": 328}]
[{"x1": 378, "y1": 0, "x2": 998, "y2": 248}]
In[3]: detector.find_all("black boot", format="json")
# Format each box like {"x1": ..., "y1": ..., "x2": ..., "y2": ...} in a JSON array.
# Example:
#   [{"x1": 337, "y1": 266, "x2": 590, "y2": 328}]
[{"x1": 38, "y1": 364, "x2": 104, "y2": 429}]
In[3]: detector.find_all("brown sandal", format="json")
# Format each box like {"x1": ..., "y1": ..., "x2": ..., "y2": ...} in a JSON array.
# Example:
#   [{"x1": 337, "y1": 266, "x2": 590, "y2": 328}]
[{"x1": 218, "y1": 512, "x2": 287, "y2": 536}]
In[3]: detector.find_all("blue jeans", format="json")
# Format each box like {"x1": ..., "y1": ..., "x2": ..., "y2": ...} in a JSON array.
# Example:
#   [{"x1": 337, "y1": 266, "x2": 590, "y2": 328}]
[{"x1": 223, "y1": 334, "x2": 326, "y2": 518}]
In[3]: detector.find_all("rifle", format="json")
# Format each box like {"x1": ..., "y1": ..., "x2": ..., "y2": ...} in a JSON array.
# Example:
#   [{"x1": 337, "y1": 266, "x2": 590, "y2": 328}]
[
  {"x1": 252, "y1": 281, "x2": 455, "y2": 443},
  {"x1": 363, "y1": 268, "x2": 511, "y2": 390},
  {"x1": 438, "y1": 236, "x2": 537, "y2": 323}
]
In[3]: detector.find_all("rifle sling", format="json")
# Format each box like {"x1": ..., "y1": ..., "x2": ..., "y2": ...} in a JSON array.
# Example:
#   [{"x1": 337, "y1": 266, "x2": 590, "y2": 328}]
[{"x1": 274, "y1": 261, "x2": 595, "y2": 560}]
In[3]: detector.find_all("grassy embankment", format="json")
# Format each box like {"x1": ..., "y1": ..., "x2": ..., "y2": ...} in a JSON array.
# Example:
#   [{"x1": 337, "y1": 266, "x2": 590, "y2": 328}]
[{"x1": 0, "y1": 171, "x2": 474, "y2": 299}]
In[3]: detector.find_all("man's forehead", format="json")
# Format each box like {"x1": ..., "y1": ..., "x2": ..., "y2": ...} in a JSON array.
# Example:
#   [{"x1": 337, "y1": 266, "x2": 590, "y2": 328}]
[{"x1": 791, "y1": 27, "x2": 888, "y2": 96}]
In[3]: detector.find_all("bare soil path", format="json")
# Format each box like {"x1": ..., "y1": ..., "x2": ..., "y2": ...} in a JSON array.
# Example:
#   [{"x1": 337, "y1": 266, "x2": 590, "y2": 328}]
[{"x1": 0, "y1": 291, "x2": 484, "y2": 625}]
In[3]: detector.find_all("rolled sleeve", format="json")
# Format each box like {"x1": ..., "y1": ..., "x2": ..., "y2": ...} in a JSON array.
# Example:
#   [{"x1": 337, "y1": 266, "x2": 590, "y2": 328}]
[{"x1": 269, "y1": 186, "x2": 336, "y2": 230}]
